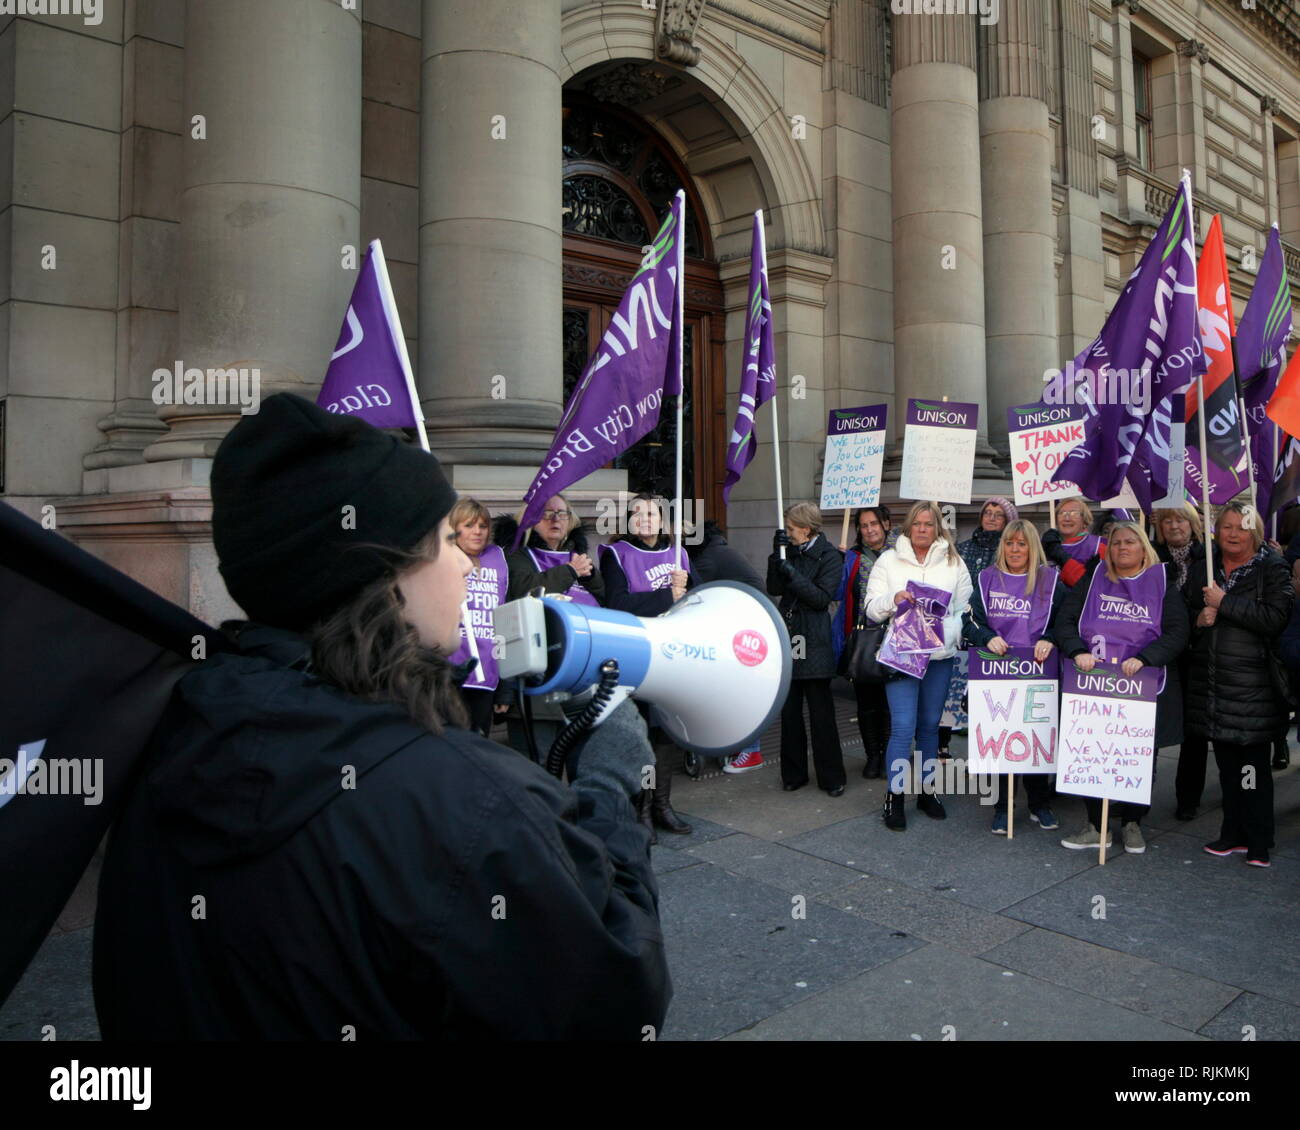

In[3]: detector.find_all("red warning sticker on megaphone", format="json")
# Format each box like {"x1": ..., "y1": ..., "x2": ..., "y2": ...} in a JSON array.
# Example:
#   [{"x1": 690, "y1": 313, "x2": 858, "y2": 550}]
[{"x1": 732, "y1": 630, "x2": 768, "y2": 667}]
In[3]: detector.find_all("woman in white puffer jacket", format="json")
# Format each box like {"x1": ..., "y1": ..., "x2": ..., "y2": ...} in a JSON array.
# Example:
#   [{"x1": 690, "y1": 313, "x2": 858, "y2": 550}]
[{"x1": 863, "y1": 500, "x2": 973, "y2": 831}]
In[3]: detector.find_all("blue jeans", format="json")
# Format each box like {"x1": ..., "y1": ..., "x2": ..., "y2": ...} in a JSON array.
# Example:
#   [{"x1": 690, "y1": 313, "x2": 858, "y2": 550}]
[{"x1": 884, "y1": 657, "x2": 955, "y2": 794}]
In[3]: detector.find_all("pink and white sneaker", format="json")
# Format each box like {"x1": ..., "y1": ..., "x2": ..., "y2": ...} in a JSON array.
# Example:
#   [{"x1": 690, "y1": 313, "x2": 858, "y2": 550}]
[{"x1": 724, "y1": 749, "x2": 764, "y2": 774}]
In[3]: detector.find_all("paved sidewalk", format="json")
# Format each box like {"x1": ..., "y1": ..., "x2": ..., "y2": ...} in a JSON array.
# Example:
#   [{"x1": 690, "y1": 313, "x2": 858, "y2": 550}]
[{"x1": 4, "y1": 697, "x2": 1298, "y2": 1041}]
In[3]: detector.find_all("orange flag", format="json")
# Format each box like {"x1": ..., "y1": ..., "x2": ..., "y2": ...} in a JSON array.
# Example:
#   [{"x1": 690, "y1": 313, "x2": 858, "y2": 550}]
[
  {"x1": 1186, "y1": 215, "x2": 1247, "y2": 503},
  {"x1": 1266, "y1": 344, "x2": 1300, "y2": 442}
]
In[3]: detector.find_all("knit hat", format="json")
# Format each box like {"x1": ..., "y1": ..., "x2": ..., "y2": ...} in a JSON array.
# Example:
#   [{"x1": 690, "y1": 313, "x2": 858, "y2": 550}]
[
  {"x1": 984, "y1": 496, "x2": 1019, "y2": 524},
  {"x1": 211, "y1": 394, "x2": 456, "y2": 631}
]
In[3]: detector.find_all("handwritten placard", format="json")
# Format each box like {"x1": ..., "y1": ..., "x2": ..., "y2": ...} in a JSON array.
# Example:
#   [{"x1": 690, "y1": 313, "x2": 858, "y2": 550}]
[
  {"x1": 899, "y1": 399, "x2": 979, "y2": 504},
  {"x1": 820, "y1": 405, "x2": 887, "y2": 510},
  {"x1": 966, "y1": 648, "x2": 1060, "y2": 775},
  {"x1": 1007, "y1": 403, "x2": 1086, "y2": 506},
  {"x1": 1056, "y1": 663, "x2": 1161, "y2": 805}
]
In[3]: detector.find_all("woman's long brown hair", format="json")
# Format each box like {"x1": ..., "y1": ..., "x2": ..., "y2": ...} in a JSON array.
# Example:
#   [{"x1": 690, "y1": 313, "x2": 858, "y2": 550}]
[{"x1": 308, "y1": 529, "x2": 469, "y2": 734}]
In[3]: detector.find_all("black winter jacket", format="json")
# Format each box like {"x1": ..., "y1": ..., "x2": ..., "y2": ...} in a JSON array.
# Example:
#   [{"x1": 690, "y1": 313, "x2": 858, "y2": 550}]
[
  {"x1": 686, "y1": 526, "x2": 763, "y2": 590},
  {"x1": 767, "y1": 535, "x2": 843, "y2": 680},
  {"x1": 1055, "y1": 560, "x2": 1189, "y2": 750},
  {"x1": 1183, "y1": 548, "x2": 1294, "y2": 745},
  {"x1": 93, "y1": 625, "x2": 669, "y2": 1040}
]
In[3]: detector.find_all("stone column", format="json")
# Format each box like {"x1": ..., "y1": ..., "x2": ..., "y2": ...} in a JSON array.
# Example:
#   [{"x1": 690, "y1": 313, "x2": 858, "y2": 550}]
[
  {"x1": 143, "y1": 0, "x2": 362, "y2": 461},
  {"x1": 419, "y1": 0, "x2": 563, "y2": 465},
  {"x1": 978, "y1": 0, "x2": 1057, "y2": 458},
  {"x1": 1054, "y1": 0, "x2": 1104, "y2": 362},
  {"x1": 889, "y1": 9, "x2": 998, "y2": 473}
]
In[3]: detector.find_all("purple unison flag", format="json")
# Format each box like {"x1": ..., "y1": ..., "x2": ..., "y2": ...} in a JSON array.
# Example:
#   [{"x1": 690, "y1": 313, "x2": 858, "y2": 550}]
[
  {"x1": 1238, "y1": 229, "x2": 1293, "y2": 517},
  {"x1": 723, "y1": 211, "x2": 776, "y2": 504},
  {"x1": 517, "y1": 192, "x2": 686, "y2": 541},
  {"x1": 317, "y1": 240, "x2": 421, "y2": 431},
  {"x1": 1048, "y1": 177, "x2": 1204, "y2": 507}
]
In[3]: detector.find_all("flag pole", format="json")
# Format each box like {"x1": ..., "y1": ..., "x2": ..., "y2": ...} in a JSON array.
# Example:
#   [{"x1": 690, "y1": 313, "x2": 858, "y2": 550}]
[
  {"x1": 371, "y1": 239, "x2": 430, "y2": 453},
  {"x1": 756, "y1": 210, "x2": 787, "y2": 560},
  {"x1": 673, "y1": 192, "x2": 686, "y2": 570},
  {"x1": 1230, "y1": 336, "x2": 1258, "y2": 514},
  {"x1": 1196, "y1": 373, "x2": 1215, "y2": 588}
]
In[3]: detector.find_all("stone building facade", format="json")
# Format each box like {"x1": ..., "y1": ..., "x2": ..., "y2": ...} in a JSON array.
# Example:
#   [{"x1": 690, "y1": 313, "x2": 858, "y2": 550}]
[{"x1": 1, "y1": 0, "x2": 1298, "y2": 619}]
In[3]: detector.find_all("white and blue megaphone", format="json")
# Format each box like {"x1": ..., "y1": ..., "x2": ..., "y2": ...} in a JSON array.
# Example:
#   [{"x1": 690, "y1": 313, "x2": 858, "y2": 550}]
[{"x1": 493, "y1": 582, "x2": 792, "y2": 756}]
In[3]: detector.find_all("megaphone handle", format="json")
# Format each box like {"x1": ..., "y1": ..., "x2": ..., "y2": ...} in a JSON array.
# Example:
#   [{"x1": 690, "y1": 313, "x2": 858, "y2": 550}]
[
  {"x1": 545, "y1": 658, "x2": 623, "y2": 779},
  {"x1": 589, "y1": 685, "x2": 631, "y2": 727}
]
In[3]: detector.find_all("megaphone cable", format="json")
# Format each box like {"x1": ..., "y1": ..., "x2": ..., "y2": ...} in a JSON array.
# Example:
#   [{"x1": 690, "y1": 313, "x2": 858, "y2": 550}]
[{"x1": 545, "y1": 659, "x2": 622, "y2": 780}]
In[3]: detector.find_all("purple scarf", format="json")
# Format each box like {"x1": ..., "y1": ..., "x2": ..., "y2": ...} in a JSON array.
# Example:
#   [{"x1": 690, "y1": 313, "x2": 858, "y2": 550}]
[
  {"x1": 447, "y1": 545, "x2": 509, "y2": 690},
  {"x1": 527, "y1": 546, "x2": 600, "y2": 606},
  {"x1": 979, "y1": 565, "x2": 1058, "y2": 647}
]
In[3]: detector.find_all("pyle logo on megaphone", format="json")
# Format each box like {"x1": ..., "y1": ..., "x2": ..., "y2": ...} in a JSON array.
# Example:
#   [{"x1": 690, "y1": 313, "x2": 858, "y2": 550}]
[{"x1": 659, "y1": 640, "x2": 718, "y2": 662}]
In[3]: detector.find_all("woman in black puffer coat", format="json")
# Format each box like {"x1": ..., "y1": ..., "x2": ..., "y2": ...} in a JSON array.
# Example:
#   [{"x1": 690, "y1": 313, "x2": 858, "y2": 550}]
[
  {"x1": 768, "y1": 501, "x2": 846, "y2": 795},
  {"x1": 1184, "y1": 502, "x2": 1295, "y2": 868}
]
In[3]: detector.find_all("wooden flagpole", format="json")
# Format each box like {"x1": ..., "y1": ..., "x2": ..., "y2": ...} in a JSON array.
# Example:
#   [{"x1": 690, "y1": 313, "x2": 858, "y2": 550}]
[
  {"x1": 673, "y1": 192, "x2": 686, "y2": 569},
  {"x1": 1197, "y1": 374, "x2": 1216, "y2": 587}
]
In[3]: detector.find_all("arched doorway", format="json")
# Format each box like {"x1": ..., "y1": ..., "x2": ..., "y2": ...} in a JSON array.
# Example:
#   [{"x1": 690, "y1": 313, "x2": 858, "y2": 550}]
[{"x1": 560, "y1": 92, "x2": 726, "y2": 525}]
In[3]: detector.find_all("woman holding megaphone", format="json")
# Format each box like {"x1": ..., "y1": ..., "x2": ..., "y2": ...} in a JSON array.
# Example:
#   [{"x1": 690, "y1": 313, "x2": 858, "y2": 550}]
[
  {"x1": 962, "y1": 520, "x2": 1065, "y2": 834},
  {"x1": 600, "y1": 492, "x2": 697, "y2": 841},
  {"x1": 93, "y1": 394, "x2": 670, "y2": 1040}
]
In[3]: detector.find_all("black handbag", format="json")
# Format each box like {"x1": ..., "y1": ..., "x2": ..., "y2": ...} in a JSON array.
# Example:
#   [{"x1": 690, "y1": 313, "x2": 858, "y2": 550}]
[{"x1": 840, "y1": 619, "x2": 895, "y2": 682}]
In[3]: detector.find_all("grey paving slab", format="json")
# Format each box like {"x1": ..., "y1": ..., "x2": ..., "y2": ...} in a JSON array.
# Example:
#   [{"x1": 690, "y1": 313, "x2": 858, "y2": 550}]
[
  {"x1": 648, "y1": 811, "x2": 734, "y2": 851},
  {"x1": 817, "y1": 874, "x2": 1034, "y2": 955},
  {"x1": 670, "y1": 762, "x2": 877, "y2": 841},
  {"x1": 685, "y1": 832, "x2": 866, "y2": 896},
  {"x1": 652, "y1": 848, "x2": 705, "y2": 876},
  {"x1": 782, "y1": 797, "x2": 1103, "y2": 913},
  {"x1": 656, "y1": 861, "x2": 922, "y2": 1041},
  {"x1": 725, "y1": 943, "x2": 1203, "y2": 1041},
  {"x1": 0, "y1": 928, "x2": 98, "y2": 1042},
  {"x1": 1005, "y1": 828, "x2": 1300, "y2": 1006},
  {"x1": 1197, "y1": 991, "x2": 1300, "y2": 1042},
  {"x1": 982, "y1": 927, "x2": 1241, "y2": 1031}
]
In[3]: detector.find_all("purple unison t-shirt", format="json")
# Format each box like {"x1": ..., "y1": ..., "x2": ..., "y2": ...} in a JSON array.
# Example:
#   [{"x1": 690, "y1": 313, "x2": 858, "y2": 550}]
[
  {"x1": 527, "y1": 546, "x2": 600, "y2": 606},
  {"x1": 978, "y1": 565, "x2": 1057, "y2": 647},
  {"x1": 597, "y1": 540, "x2": 680, "y2": 593},
  {"x1": 1079, "y1": 561, "x2": 1168, "y2": 691},
  {"x1": 447, "y1": 544, "x2": 509, "y2": 690}
]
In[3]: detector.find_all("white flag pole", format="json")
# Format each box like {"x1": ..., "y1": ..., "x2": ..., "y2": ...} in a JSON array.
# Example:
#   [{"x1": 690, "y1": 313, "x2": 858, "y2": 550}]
[
  {"x1": 371, "y1": 238, "x2": 430, "y2": 454},
  {"x1": 673, "y1": 191, "x2": 686, "y2": 570},
  {"x1": 757, "y1": 211, "x2": 787, "y2": 560}
]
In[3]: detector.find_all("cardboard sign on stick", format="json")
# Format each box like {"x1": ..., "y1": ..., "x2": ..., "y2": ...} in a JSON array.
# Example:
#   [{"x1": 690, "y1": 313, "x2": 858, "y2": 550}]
[
  {"x1": 899, "y1": 399, "x2": 979, "y2": 504},
  {"x1": 820, "y1": 405, "x2": 887, "y2": 510},
  {"x1": 1056, "y1": 662, "x2": 1161, "y2": 806}
]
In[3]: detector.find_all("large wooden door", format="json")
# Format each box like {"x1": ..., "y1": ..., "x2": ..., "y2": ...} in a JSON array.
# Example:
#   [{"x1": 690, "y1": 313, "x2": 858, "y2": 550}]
[{"x1": 560, "y1": 95, "x2": 726, "y2": 527}]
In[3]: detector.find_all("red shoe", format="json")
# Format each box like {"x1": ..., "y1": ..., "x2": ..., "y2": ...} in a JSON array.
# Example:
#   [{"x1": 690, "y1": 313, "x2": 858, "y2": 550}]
[
  {"x1": 724, "y1": 749, "x2": 763, "y2": 774},
  {"x1": 1203, "y1": 840, "x2": 1247, "y2": 857}
]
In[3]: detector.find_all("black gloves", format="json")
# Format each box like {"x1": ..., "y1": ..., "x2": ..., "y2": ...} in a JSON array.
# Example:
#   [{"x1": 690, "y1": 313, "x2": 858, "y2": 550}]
[
  {"x1": 772, "y1": 528, "x2": 791, "y2": 553},
  {"x1": 777, "y1": 559, "x2": 796, "y2": 579},
  {"x1": 1041, "y1": 527, "x2": 1070, "y2": 567}
]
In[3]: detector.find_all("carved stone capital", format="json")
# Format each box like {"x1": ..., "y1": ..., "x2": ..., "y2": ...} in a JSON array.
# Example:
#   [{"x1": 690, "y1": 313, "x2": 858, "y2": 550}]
[
  {"x1": 657, "y1": 0, "x2": 707, "y2": 67},
  {"x1": 1110, "y1": 0, "x2": 1141, "y2": 14},
  {"x1": 1177, "y1": 38, "x2": 1210, "y2": 64},
  {"x1": 1262, "y1": 94, "x2": 1282, "y2": 115}
]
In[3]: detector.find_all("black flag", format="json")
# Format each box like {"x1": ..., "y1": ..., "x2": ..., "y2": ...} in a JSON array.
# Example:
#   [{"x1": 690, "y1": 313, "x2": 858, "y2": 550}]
[{"x1": 0, "y1": 501, "x2": 232, "y2": 1005}]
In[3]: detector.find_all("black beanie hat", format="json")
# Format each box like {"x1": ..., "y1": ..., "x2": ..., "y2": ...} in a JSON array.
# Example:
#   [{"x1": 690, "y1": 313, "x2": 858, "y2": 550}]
[{"x1": 211, "y1": 393, "x2": 456, "y2": 631}]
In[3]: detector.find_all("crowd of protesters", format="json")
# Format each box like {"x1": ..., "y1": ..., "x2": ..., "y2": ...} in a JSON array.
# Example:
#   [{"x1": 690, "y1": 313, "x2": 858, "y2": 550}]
[{"x1": 446, "y1": 481, "x2": 1295, "y2": 869}]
